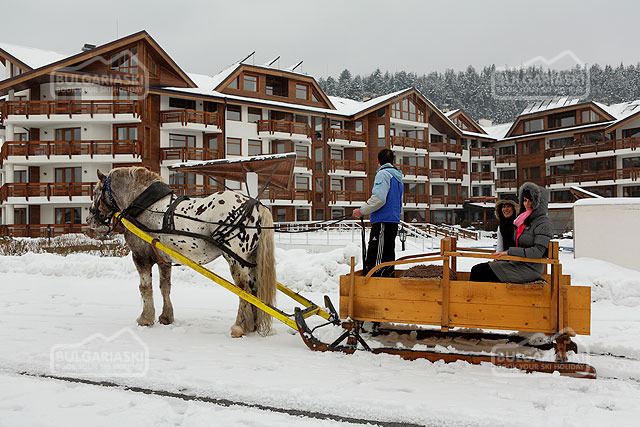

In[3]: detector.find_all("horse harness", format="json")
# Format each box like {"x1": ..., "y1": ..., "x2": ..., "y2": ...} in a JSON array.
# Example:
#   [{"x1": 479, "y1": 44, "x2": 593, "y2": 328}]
[{"x1": 96, "y1": 177, "x2": 260, "y2": 268}]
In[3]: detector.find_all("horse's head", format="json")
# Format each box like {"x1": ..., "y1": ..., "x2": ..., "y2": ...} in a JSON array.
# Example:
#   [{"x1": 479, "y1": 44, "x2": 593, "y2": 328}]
[{"x1": 87, "y1": 169, "x2": 118, "y2": 233}]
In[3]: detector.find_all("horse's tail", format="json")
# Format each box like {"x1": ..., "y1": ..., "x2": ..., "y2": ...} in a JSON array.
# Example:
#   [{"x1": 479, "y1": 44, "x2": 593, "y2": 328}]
[{"x1": 256, "y1": 204, "x2": 276, "y2": 335}]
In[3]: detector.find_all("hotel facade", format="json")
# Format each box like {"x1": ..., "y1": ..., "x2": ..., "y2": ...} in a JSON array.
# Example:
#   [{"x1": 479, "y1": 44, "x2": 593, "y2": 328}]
[{"x1": 1, "y1": 31, "x2": 639, "y2": 237}]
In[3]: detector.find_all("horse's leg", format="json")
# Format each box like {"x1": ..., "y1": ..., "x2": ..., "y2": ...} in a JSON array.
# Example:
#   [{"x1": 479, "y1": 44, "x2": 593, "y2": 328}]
[
  {"x1": 228, "y1": 261, "x2": 258, "y2": 337},
  {"x1": 133, "y1": 255, "x2": 155, "y2": 326},
  {"x1": 158, "y1": 263, "x2": 174, "y2": 325}
]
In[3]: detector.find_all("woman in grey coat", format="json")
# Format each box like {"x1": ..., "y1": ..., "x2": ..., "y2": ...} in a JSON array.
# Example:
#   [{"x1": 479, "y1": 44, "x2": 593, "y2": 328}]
[{"x1": 470, "y1": 182, "x2": 553, "y2": 283}]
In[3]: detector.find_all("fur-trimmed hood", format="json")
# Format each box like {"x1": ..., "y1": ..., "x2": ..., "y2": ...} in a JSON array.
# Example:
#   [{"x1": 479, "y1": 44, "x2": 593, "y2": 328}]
[
  {"x1": 494, "y1": 196, "x2": 520, "y2": 220},
  {"x1": 518, "y1": 182, "x2": 549, "y2": 219}
]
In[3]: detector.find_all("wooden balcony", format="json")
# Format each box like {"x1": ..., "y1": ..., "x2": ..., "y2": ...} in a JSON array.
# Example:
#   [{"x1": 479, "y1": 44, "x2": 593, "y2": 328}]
[
  {"x1": 0, "y1": 223, "x2": 91, "y2": 238},
  {"x1": 429, "y1": 142, "x2": 462, "y2": 155},
  {"x1": 429, "y1": 169, "x2": 463, "y2": 180},
  {"x1": 398, "y1": 164, "x2": 429, "y2": 176},
  {"x1": 263, "y1": 189, "x2": 312, "y2": 203},
  {"x1": 546, "y1": 137, "x2": 640, "y2": 159},
  {"x1": 168, "y1": 184, "x2": 215, "y2": 197},
  {"x1": 329, "y1": 190, "x2": 367, "y2": 203},
  {"x1": 295, "y1": 156, "x2": 312, "y2": 170},
  {"x1": 160, "y1": 109, "x2": 221, "y2": 128},
  {"x1": 3, "y1": 100, "x2": 138, "y2": 118},
  {"x1": 327, "y1": 128, "x2": 366, "y2": 143},
  {"x1": 390, "y1": 135, "x2": 428, "y2": 150},
  {"x1": 1, "y1": 140, "x2": 141, "y2": 164},
  {"x1": 465, "y1": 196, "x2": 497, "y2": 204},
  {"x1": 328, "y1": 159, "x2": 366, "y2": 173},
  {"x1": 471, "y1": 171, "x2": 494, "y2": 182},
  {"x1": 496, "y1": 179, "x2": 517, "y2": 189},
  {"x1": 160, "y1": 147, "x2": 220, "y2": 162},
  {"x1": 430, "y1": 195, "x2": 464, "y2": 206},
  {"x1": 403, "y1": 193, "x2": 429, "y2": 204},
  {"x1": 0, "y1": 182, "x2": 95, "y2": 202},
  {"x1": 257, "y1": 120, "x2": 311, "y2": 138},
  {"x1": 470, "y1": 147, "x2": 494, "y2": 158},
  {"x1": 495, "y1": 153, "x2": 516, "y2": 165},
  {"x1": 546, "y1": 168, "x2": 640, "y2": 186}
]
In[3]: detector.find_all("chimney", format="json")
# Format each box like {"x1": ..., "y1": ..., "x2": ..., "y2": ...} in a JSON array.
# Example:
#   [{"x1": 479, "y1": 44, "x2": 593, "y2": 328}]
[{"x1": 82, "y1": 44, "x2": 96, "y2": 52}]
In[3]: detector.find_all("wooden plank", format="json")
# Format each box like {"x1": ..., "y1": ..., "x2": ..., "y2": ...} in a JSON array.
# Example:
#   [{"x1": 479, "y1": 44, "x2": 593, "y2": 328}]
[{"x1": 441, "y1": 238, "x2": 451, "y2": 331}]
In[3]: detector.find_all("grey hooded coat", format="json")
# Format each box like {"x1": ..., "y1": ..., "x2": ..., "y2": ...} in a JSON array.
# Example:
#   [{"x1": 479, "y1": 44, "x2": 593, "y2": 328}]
[{"x1": 490, "y1": 182, "x2": 553, "y2": 283}]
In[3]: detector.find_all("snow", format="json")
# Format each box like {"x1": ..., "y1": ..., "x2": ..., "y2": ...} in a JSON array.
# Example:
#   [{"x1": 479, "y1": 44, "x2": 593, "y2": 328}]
[
  {"x1": 570, "y1": 186, "x2": 604, "y2": 199},
  {"x1": 0, "y1": 41, "x2": 70, "y2": 70},
  {"x1": 520, "y1": 97, "x2": 583, "y2": 116},
  {"x1": 171, "y1": 152, "x2": 297, "y2": 169},
  {"x1": 481, "y1": 122, "x2": 513, "y2": 140},
  {"x1": 1, "y1": 237, "x2": 640, "y2": 425}
]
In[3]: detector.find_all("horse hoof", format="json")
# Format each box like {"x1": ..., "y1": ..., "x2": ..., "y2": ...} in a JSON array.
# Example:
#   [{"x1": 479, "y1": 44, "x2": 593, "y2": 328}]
[
  {"x1": 137, "y1": 317, "x2": 154, "y2": 327},
  {"x1": 159, "y1": 314, "x2": 174, "y2": 325},
  {"x1": 230, "y1": 325, "x2": 244, "y2": 338}
]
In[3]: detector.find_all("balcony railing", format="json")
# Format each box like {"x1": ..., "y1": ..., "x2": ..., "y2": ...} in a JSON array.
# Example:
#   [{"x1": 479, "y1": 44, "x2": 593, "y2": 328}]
[
  {"x1": 168, "y1": 184, "x2": 214, "y2": 197},
  {"x1": 465, "y1": 196, "x2": 497, "y2": 204},
  {"x1": 327, "y1": 128, "x2": 366, "y2": 143},
  {"x1": 160, "y1": 109, "x2": 221, "y2": 128},
  {"x1": 0, "y1": 223, "x2": 91, "y2": 238},
  {"x1": 398, "y1": 164, "x2": 429, "y2": 176},
  {"x1": 403, "y1": 193, "x2": 429, "y2": 204},
  {"x1": 1, "y1": 140, "x2": 141, "y2": 163},
  {"x1": 429, "y1": 169, "x2": 463, "y2": 180},
  {"x1": 546, "y1": 137, "x2": 640, "y2": 159},
  {"x1": 295, "y1": 156, "x2": 312, "y2": 169},
  {"x1": 263, "y1": 189, "x2": 312, "y2": 203},
  {"x1": 430, "y1": 195, "x2": 464, "y2": 205},
  {"x1": 496, "y1": 178, "x2": 517, "y2": 188},
  {"x1": 390, "y1": 135, "x2": 428, "y2": 150},
  {"x1": 257, "y1": 120, "x2": 311, "y2": 138},
  {"x1": 495, "y1": 153, "x2": 516, "y2": 164},
  {"x1": 160, "y1": 147, "x2": 220, "y2": 162},
  {"x1": 471, "y1": 171, "x2": 494, "y2": 182},
  {"x1": 328, "y1": 159, "x2": 366, "y2": 173},
  {"x1": 329, "y1": 190, "x2": 367, "y2": 203},
  {"x1": 546, "y1": 168, "x2": 640, "y2": 186},
  {"x1": 470, "y1": 147, "x2": 494, "y2": 158},
  {"x1": 3, "y1": 100, "x2": 138, "y2": 118},
  {"x1": 0, "y1": 182, "x2": 95, "y2": 202},
  {"x1": 429, "y1": 142, "x2": 463, "y2": 155}
]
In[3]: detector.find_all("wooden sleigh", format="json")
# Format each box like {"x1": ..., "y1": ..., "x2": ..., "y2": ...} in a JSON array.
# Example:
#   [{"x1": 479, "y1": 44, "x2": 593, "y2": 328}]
[{"x1": 295, "y1": 237, "x2": 596, "y2": 378}]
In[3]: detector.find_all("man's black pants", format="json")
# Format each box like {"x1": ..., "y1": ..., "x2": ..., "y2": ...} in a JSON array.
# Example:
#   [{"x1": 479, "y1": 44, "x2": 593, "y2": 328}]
[{"x1": 364, "y1": 222, "x2": 398, "y2": 277}]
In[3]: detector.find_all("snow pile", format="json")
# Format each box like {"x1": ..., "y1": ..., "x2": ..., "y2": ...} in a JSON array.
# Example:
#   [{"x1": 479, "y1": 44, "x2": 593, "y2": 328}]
[{"x1": 564, "y1": 257, "x2": 640, "y2": 306}]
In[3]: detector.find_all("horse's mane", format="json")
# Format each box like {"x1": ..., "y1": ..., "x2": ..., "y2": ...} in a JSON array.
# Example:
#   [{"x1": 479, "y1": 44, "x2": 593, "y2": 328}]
[{"x1": 112, "y1": 166, "x2": 164, "y2": 187}]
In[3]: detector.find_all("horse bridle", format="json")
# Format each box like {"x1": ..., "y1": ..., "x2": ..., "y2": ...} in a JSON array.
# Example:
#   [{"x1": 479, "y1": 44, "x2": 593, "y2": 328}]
[{"x1": 89, "y1": 175, "x2": 119, "y2": 227}]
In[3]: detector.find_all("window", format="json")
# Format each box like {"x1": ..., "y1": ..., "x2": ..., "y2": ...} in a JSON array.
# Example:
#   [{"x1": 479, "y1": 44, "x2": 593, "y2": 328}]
[
  {"x1": 169, "y1": 171, "x2": 196, "y2": 186},
  {"x1": 549, "y1": 112, "x2": 575, "y2": 129},
  {"x1": 431, "y1": 185, "x2": 445, "y2": 195},
  {"x1": 430, "y1": 134, "x2": 443, "y2": 143},
  {"x1": 269, "y1": 110, "x2": 285, "y2": 121},
  {"x1": 581, "y1": 110, "x2": 599, "y2": 123},
  {"x1": 331, "y1": 178, "x2": 343, "y2": 191},
  {"x1": 522, "y1": 140, "x2": 541, "y2": 155},
  {"x1": 523, "y1": 118, "x2": 544, "y2": 133},
  {"x1": 146, "y1": 53, "x2": 158, "y2": 77},
  {"x1": 55, "y1": 167, "x2": 81, "y2": 183},
  {"x1": 14, "y1": 133, "x2": 27, "y2": 141},
  {"x1": 243, "y1": 74, "x2": 258, "y2": 92},
  {"x1": 55, "y1": 128, "x2": 81, "y2": 141},
  {"x1": 311, "y1": 91, "x2": 320, "y2": 102},
  {"x1": 355, "y1": 180, "x2": 364, "y2": 192},
  {"x1": 266, "y1": 76, "x2": 287, "y2": 96},
  {"x1": 404, "y1": 182, "x2": 425, "y2": 194},
  {"x1": 14, "y1": 208, "x2": 27, "y2": 225},
  {"x1": 295, "y1": 84, "x2": 308, "y2": 100},
  {"x1": 377, "y1": 107, "x2": 386, "y2": 118},
  {"x1": 248, "y1": 107, "x2": 262, "y2": 123},
  {"x1": 355, "y1": 121, "x2": 363, "y2": 133},
  {"x1": 296, "y1": 144, "x2": 309, "y2": 160},
  {"x1": 549, "y1": 137, "x2": 574, "y2": 149},
  {"x1": 551, "y1": 191, "x2": 572, "y2": 202},
  {"x1": 169, "y1": 134, "x2": 195, "y2": 148},
  {"x1": 110, "y1": 46, "x2": 138, "y2": 74},
  {"x1": 330, "y1": 119, "x2": 343, "y2": 129},
  {"x1": 331, "y1": 208, "x2": 344, "y2": 219},
  {"x1": 273, "y1": 141, "x2": 286, "y2": 154},
  {"x1": 623, "y1": 186, "x2": 640, "y2": 197},
  {"x1": 354, "y1": 150, "x2": 363, "y2": 161},
  {"x1": 296, "y1": 209, "x2": 310, "y2": 221},
  {"x1": 10, "y1": 63, "x2": 23, "y2": 78},
  {"x1": 314, "y1": 147, "x2": 323, "y2": 171},
  {"x1": 14, "y1": 170, "x2": 27, "y2": 183},
  {"x1": 522, "y1": 166, "x2": 541, "y2": 180},
  {"x1": 227, "y1": 105, "x2": 241, "y2": 121},
  {"x1": 314, "y1": 117, "x2": 323, "y2": 141},
  {"x1": 582, "y1": 158, "x2": 613, "y2": 172},
  {"x1": 116, "y1": 126, "x2": 137, "y2": 141},
  {"x1": 55, "y1": 207, "x2": 82, "y2": 224},
  {"x1": 56, "y1": 89, "x2": 82, "y2": 100},
  {"x1": 315, "y1": 209, "x2": 324, "y2": 221},
  {"x1": 294, "y1": 114, "x2": 309, "y2": 124},
  {"x1": 391, "y1": 97, "x2": 424, "y2": 122},
  {"x1": 622, "y1": 157, "x2": 640, "y2": 169},
  {"x1": 377, "y1": 124, "x2": 386, "y2": 147},
  {"x1": 206, "y1": 135, "x2": 219, "y2": 151},
  {"x1": 275, "y1": 208, "x2": 286, "y2": 222},
  {"x1": 169, "y1": 97, "x2": 196, "y2": 109},
  {"x1": 622, "y1": 127, "x2": 640, "y2": 139},
  {"x1": 225, "y1": 180, "x2": 242, "y2": 190},
  {"x1": 248, "y1": 139, "x2": 262, "y2": 156},
  {"x1": 315, "y1": 177, "x2": 323, "y2": 202},
  {"x1": 226, "y1": 137, "x2": 242, "y2": 155},
  {"x1": 330, "y1": 149, "x2": 343, "y2": 160},
  {"x1": 228, "y1": 76, "x2": 239, "y2": 89},
  {"x1": 295, "y1": 176, "x2": 309, "y2": 190},
  {"x1": 115, "y1": 87, "x2": 137, "y2": 100}
]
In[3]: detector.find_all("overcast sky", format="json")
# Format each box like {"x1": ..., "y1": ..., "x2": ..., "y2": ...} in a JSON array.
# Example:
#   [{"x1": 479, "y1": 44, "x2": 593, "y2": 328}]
[{"x1": 3, "y1": 0, "x2": 639, "y2": 78}]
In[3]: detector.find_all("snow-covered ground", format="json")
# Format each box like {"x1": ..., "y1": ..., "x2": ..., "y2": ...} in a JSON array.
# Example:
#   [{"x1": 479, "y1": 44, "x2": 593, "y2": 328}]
[{"x1": 1, "y1": 237, "x2": 640, "y2": 426}]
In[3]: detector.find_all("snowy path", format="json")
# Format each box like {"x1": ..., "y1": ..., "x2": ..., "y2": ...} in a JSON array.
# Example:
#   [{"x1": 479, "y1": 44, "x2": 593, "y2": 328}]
[{"x1": 1, "y1": 248, "x2": 640, "y2": 426}]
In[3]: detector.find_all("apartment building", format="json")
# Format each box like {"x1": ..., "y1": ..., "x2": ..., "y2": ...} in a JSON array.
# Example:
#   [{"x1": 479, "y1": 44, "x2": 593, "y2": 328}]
[{"x1": 1, "y1": 31, "x2": 638, "y2": 237}]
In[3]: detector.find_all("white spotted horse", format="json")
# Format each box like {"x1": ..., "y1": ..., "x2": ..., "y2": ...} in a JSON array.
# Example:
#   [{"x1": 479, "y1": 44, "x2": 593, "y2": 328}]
[{"x1": 86, "y1": 166, "x2": 277, "y2": 337}]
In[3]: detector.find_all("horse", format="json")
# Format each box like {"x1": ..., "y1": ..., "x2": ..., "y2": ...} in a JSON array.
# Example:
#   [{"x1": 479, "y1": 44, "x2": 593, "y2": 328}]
[{"x1": 86, "y1": 166, "x2": 277, "y2": 337}]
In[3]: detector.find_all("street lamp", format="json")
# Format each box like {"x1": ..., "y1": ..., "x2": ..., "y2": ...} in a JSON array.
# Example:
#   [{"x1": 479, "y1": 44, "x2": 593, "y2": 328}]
[{"x1": 399, "y1": 225, "x2": 407, "y2": 251}]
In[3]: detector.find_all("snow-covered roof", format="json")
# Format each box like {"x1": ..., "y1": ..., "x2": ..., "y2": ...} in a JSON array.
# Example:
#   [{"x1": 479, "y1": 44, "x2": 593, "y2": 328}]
[
  {"x1": 570, "y1": 186, "x2": 603, "y2": 199},
  {"x1": 520, "y1": 97, "x2": 582, "y2": 116},
  {"x1": 170, "y1": 152, "x2": 296, "y2": 169},
  {"x1": 444, "y1": 109, "x2": 460, "y2": 117},
  {"x1": 595, "y1": 100, "x2": 640, "y2": 122},
  {"x1": 481, "y1": 122, "x2": 512, "y2": 140},
  {"x1": 500, "y1": 121, "x2": 613, "y2": 142},
  {"x1": 0, "y1": 42, "x2": 70, "y2": 69}
]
